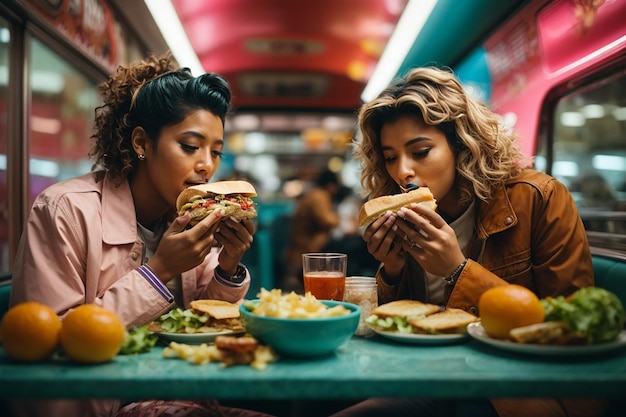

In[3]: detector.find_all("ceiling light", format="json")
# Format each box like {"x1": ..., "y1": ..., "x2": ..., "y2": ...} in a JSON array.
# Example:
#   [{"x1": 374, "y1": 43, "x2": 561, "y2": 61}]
[
  {"x1": 144, "y1": 0, "x2": 204, "y2": 76},
  {"x1": 581, "y1": 104, "x2": 605, "y2": 119},
  {"x1": 31, "y1": 116, "x2": 62, "y2": 134},
  {"x1": 612, "y1": 107, "x2": 626, "y2": 121},
  {"x1": 552, "y1": 161, "x2": 579, "y2": 177},
  {"x1": 231, "y1": 114, "x2": 261, "y2": 131},
  {"x1": 560, "y1": 111, "x2": 585, "y2": 127},
  {"x1": 361, "y1": 0, "x2": 438, "y2": 102},
  {"x1": 592, "y1": 155, "x2": 626, "y2": 171},
  {"x1": 30, "y1": 158, "x2": 60, "y2": 178}
]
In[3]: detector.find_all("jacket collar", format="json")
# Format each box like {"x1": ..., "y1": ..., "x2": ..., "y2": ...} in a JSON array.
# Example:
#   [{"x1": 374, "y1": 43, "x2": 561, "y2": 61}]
[{"x1": 100, "y1": 173, "x2": 138, "y2": 245}]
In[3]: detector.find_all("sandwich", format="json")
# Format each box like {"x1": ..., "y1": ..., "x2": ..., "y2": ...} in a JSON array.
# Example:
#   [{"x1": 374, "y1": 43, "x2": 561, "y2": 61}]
[
  {"x1": 214, "y1": 335, "x2": 278, "y2": 369},
  {"x1": 148, "y1": 299, "x2": 245, "y2": 334},
  {"x1": 188, "y1": 299, "x2": 245, "y2": 332},
  {"x1": 163, "y1": 335, "x2": 278, "y2": 369},
  {"x1": 508, "y1": 321, "x2": 579, "y2": 345},
  {"x1": 408, "y1": 308, "x2": 479, "y2": 334},
  {"x1": 358, "y1": 187, "x2": 437, "y2": 227},
  {"x1": 176, "y1": 180, "x2": 257, "y2": 226},
  {"x1": 365, "y1": 300, "x2": 441, "y2": 333}
]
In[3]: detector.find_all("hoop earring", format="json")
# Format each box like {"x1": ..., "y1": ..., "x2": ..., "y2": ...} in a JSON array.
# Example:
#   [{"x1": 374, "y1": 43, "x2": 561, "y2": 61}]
[{"x1": 138, "y1": 154, "x2": 146, "y2": 161}]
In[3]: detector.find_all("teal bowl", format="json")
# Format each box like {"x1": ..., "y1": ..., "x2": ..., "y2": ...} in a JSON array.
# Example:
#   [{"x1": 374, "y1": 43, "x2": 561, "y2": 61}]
[{"x1": 240, "y1": 300, "x2": 360, "y2": 358}]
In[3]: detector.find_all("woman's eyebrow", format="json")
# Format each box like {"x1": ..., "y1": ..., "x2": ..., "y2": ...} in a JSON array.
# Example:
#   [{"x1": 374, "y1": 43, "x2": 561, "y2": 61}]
[
  {"x1": 381, "y1": 136, "x2": 429, "y2": 151},
  {"x1": 404, "y1": 137, "x2": 429, "y2": 147},
  {"x1": 179, "y1": 131, "x2": 224, "y2": 145}
]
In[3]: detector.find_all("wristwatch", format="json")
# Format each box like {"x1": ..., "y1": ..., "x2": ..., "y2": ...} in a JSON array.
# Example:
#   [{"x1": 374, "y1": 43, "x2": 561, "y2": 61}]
[{"x1": 215, "y1": 263, "x2": 247, "y2": 284}]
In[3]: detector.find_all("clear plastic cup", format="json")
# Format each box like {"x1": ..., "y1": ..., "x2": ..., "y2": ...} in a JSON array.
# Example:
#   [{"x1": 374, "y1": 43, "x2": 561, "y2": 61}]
[
  {"x1": 302, "y1": 253, "x2": 347, "y2": 301},
  {"x1": 343, "y1": 276, "x2": 377, "y2": 336}
]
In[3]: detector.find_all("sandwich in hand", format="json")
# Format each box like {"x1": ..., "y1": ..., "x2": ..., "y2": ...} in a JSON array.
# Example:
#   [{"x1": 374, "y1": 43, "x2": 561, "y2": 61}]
[
  {"x1": 148, "y1": 299, "x2": 245, "y2": 334},
  {"x1": 358, "y1": 187, "x2": 437, "y2": 227},
  {"x1": 176, "y1": 180, "x2": 257, "y2": 226},
  {"x1": 408, "y1": 308, "x2": 479, "y2": 335},
  {"x1": 365, "y1": 300, "x2": 441, "y2": 333}
]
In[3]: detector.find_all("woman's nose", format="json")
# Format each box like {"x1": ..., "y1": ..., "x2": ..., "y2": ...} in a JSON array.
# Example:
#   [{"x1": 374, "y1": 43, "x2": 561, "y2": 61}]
[
  {"x1": 195, "y1": 149, "x2": 214, "y2": 174},
  {"x1": 396, "y1": 155, "x2": 415, "y2": 182}
]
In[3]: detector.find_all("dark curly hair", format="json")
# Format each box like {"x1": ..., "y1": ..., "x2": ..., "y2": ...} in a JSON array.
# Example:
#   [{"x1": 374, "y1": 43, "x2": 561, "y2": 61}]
[{"x1": 89, "y1": 53, "x2": 232, "y2": 183}]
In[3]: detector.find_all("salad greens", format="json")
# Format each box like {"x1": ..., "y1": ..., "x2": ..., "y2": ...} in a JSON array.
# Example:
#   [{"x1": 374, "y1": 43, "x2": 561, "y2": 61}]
[
  {"x1": 156, "y1": 307, "x2": 209, "y2": 333},
  {"x1": 365, "y1": 314, "x2": 423, "y2": 333},
  {"x1": 542, "y1": 287, "x2": 626, "y2": 344},
  {"x1": 119, "y1": 325, "x2": 158, "y2": 354}
]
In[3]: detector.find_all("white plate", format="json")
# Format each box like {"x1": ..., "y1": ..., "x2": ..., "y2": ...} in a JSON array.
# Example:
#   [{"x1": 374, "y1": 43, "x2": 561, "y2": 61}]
[
  {"x1": 157, "y1": 330, "x2": 244, "y2": 345},
  {"x1": 467, "y1": 322, "x2": 626, "y2": 356},
  {"x1": 371, "y1": 328, "x2": 469, "y2": 345}
]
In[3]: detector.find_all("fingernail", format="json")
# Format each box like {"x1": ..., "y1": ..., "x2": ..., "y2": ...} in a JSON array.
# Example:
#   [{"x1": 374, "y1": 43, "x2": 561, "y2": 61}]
[{"x1": 392, "y1": 224, "x2": 398, "y2": 232}]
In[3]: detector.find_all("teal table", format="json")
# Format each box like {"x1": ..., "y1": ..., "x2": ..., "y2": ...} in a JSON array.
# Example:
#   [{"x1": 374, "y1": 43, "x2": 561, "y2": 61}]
[{"x1": 1, "y1": 335, "x2": 625, "y2": 400}]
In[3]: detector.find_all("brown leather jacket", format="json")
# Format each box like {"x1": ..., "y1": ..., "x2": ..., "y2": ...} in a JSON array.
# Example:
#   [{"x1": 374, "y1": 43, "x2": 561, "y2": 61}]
[
  {"x1": 376, "y1": 169, "x2": 606, "y2": 417},
  {"x1": 378, "y1": 169, "x2": 592, "y2": 309}
]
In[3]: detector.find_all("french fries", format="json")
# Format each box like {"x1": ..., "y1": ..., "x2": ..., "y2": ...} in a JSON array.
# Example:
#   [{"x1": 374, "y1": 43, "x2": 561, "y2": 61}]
[
  {"x1": 163, "y1": 341, "x2": 277, "y2": 370},
  {"x1": 248, "y1": 288, "x2": 350, "y2": 318}
]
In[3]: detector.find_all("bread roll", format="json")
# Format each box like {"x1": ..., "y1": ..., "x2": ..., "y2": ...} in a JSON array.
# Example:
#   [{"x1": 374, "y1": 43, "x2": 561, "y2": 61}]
[
  {"x1": 176, "y1": 181, "x2": 257, "y2": 211},
  {"x1": 358, "y1": 187, "x2": 437, "y2": 227},
  {"x1": 371, "y1": 300, "x2": 440, "y2": 319},
  {"x1": 408, "y1": 308, "x2": 479, "y2": 334},
  {"x1": 190, "y1": 299, "x2": 241, "y2": 320},
  {"x1": 176, "y1": 180, "x2": 258, "y2": 225}
]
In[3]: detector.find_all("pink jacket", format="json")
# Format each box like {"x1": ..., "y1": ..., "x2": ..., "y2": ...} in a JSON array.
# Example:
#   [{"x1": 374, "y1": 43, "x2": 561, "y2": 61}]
[{"x1": 10, "y1": 170, "x2": 250, "y2": 417}]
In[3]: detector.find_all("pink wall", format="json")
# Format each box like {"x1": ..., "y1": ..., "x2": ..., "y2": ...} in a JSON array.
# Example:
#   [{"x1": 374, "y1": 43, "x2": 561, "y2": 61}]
[{"x1": 484, "y1": 0, "x2": 626, "y2": 156}]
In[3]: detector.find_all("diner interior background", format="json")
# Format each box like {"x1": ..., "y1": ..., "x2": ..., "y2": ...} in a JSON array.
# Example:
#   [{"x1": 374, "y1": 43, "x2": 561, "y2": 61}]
[{"x1": 1, "y1": 0, "x2": 625, "y2": 292}]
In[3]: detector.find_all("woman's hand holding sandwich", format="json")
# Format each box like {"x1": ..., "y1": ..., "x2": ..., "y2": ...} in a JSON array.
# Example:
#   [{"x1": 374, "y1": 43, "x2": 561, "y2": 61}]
[
  {"x1": 215, "y1": 216, "x2": 256, "y2": 275},
  {"x1": 394, "y1": 204, "x2": 465, "y2": 278},
  {"x1": 145, "y1": 209, "x2": 225, "y2": 284},
  {"x1": 363, "y1": 213, "x2": 406, "y2": 283}
]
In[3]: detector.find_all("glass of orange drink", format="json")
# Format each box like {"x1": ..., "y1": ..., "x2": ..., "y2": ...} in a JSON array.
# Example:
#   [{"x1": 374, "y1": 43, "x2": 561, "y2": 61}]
[{"x1": 302, "y1": 253, "x2": 347, "y2": 300}]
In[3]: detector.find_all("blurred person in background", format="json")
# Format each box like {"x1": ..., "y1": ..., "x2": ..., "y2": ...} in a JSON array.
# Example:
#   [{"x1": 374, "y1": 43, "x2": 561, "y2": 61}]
[
  {"x1": 282, "y1": 169, "x2": 341, "y2": 292},
  {"x1": 10, "y1": 53, "x2": 274, "y2": 417}
]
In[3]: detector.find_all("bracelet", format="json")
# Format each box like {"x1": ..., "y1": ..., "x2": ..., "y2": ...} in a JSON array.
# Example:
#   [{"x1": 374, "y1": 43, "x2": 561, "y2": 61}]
[
  {"x1": 215, "y1": 263, "x2": 247, "y2": 284},
  {"x1": 443, "y1": 258, "x2": 467, "y2": 285}
]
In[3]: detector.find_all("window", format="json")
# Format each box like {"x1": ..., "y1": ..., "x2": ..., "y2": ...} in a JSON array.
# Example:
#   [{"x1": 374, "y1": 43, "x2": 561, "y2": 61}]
[
  {"x1": 537, "y1": 70, "x2": 626, "y2": 251},
  {"x1": 28, "y1": 39, "x2": 101, "y2": 207}
]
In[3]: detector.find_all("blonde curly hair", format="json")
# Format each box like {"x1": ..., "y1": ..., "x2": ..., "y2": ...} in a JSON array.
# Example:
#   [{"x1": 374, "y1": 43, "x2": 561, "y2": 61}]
[
  {"x1": 355, "y1": 66, "x2": 527, "y2": 202},
  {"x1": 90, "y1": 52, "x2": 231, "y2": 183}
]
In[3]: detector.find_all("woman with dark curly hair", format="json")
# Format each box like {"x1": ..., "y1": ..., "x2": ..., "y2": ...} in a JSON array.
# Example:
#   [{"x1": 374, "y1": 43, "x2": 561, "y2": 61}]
[
  {"x1": 10, "y1": 53, "x2": 274, "y2": 417},
  {"x1": 331, "y1": 67, "x2": 606, "y2": 417}
]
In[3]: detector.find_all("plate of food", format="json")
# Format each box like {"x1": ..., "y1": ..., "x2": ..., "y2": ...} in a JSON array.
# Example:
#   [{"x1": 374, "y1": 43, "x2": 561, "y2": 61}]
[
  {"x1": 467, "y1": 322, "x2": 626, "y2": 356},
  {"x1": 469, "y1": 286, "x2": 626, "y2": 356},
  {"x1": 157, "y1": 329, "x2": 244, "y2": 344},
  {"x1": 371, "y1": 329, "x2": 469, "y2": 345},
  {"x1": 365, "y1": 300, "x2": 479, "y2": 345},
  {"x1": 148, "y1": 299, "x2": 245, "y2": 345}
]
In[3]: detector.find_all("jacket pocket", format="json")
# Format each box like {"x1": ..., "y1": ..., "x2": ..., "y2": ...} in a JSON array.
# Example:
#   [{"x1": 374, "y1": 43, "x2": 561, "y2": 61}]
[{"x1": 485, "y1": 249, "x2": 532, "y2": 286}]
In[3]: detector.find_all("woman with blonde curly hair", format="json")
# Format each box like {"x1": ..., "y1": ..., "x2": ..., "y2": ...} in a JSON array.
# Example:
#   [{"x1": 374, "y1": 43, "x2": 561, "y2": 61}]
[
  {"x1": 10, "y1": 53, "x2": 274, "y2": 417},
  {"x1": 331, "y1": 67, "x2": 605, "y2": 417}
]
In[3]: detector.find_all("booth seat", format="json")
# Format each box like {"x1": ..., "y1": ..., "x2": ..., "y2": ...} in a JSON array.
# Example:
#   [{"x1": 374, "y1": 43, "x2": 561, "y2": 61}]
[{"x1": 591, "y1": 254, "x2": 626, "y2": 307}]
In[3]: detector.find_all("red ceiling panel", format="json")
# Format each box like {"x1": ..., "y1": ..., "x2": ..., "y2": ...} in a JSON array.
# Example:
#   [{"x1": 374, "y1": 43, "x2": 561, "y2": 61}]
[{"x1": 171, "y1": 0, "x2": 408, "y2": 111}]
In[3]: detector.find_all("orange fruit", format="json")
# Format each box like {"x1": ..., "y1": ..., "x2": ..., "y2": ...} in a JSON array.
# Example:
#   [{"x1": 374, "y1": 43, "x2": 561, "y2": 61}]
[
  {"x1": 0, "y1": 301, "x2": 62, "y2": 362},
  {"x1": 478, "y1": 285, "x2": 545, "y2": 339},
  {"x1": 60, "y1": 304, "x2": 126, "y2": 364}
]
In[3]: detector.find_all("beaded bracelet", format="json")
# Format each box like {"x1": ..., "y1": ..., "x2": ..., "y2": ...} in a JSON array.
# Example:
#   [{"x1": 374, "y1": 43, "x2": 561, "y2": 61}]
[{"x1": 443, "y1": 258, "x2": 468, "y2": 285}]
